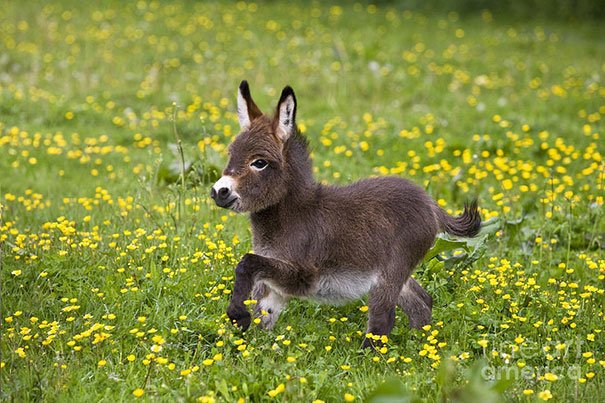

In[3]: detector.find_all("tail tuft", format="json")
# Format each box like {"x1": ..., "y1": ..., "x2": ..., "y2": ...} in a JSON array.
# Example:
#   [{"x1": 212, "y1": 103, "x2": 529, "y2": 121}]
[{"x1": 437, "y1": 199, "x2": 481, "y2": 238}]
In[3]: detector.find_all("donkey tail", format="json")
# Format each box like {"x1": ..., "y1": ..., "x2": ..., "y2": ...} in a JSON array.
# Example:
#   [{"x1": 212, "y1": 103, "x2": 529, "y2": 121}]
[{"x1": 435, "y1": 199, "x2": 481, "y2": 238}]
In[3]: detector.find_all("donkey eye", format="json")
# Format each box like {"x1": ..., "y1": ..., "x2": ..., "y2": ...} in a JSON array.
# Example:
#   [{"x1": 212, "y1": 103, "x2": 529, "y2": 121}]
[{"x1": 250, "y1": 159, "x2": 268, "y2": 170}]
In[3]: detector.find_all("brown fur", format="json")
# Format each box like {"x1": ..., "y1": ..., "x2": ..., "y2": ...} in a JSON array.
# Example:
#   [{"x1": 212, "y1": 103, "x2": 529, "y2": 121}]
[{"x1": 212, "y1": 81, "x2": 481, "y2": 348}]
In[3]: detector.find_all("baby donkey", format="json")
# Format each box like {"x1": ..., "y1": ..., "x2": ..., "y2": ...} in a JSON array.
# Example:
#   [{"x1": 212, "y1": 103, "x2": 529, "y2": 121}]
[{"x1": 211, "y1": 81, "x2": 481, "y2": 348}]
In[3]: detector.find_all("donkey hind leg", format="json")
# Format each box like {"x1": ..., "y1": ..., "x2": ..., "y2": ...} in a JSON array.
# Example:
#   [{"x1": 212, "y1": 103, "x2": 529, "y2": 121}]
[
  {"x1": 363, "y1": 277, "x2": 405, "y2": 349},
  {"x1": 397, "y1": 277, "x2": 433, "y2": 329},
  {"x1": 252, "y1": 282, "x2": 288, "y2": 330}
]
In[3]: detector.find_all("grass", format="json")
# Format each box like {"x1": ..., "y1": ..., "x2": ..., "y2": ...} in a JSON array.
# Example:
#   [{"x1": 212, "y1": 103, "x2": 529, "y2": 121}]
[{"x1": 1, "y1": 1, "x2": 604, "y2": 401}]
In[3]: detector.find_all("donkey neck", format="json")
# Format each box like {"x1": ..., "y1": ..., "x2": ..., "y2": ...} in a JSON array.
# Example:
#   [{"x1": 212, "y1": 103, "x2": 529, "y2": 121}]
[{"x1": 249, "y1": 181, "x2": 318, "y2": 254}]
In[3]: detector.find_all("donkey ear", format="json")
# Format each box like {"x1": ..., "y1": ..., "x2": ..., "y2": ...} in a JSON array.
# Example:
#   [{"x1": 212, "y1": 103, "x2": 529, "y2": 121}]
[
  {"x1": 237, "y1": 80, "x2": 263, "y2": 130},
  {"x1": 274, "y1": 86, "x2": 297, "y2": 141}
]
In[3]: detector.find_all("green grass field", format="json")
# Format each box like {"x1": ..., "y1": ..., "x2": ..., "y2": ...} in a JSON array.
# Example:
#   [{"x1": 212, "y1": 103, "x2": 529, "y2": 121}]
[{"x1": 1, "y1": 1, "x2": 604, "y2": 401}]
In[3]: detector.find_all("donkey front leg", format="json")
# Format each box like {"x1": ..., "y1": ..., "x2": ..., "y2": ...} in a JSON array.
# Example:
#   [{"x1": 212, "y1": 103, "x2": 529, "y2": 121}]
[{"x1": 226, "y1": 253, "x2": 317, "y2": 331}]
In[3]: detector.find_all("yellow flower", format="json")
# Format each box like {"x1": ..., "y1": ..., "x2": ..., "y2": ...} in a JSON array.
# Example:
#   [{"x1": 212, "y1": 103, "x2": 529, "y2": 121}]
[
  {"x1": 538, "y1": 390, "x2": 553, "y2": 400},
  {"x1": 344, "y1": 393, "x2": 355, "y2": 401},
  {"x1": 544, "y1": 373, "x2": 558, "y2": 382},
  {"x1": 267, "y1": 383, "x2": 285, "y2": 397},
  {"x1": 133, "y1": 388, "x2": 144, "y2": 398},
  {"x1": 97, "y1": 359, "x2": 107, "y2": 367},
  {"x1": 151, "y1": 335, "x2": 165, "y2": 344}
]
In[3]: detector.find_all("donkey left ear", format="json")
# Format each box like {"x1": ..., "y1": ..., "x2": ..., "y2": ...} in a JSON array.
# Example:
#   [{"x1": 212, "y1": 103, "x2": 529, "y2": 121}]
[
  {"x1": 274, "y1": 86, "x2": 297, "y2": 142},
  {"x1": 237, "y1": 80, "x2": 263, "y2": 130}
]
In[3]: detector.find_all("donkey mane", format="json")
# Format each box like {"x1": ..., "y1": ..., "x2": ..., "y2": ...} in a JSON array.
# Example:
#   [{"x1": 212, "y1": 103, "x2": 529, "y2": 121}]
[{"x1": 281, "y1": 130, "x2": 313, "y2": 191}]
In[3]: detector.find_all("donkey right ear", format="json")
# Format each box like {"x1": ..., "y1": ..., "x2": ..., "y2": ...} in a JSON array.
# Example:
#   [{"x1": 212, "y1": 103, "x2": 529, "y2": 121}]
[
  {"x1": 237, "y1": 80, "x2": 263, "y2": 130},
  {"x1": 274, "y1": 85, "x2": 297, "y2": 142}
]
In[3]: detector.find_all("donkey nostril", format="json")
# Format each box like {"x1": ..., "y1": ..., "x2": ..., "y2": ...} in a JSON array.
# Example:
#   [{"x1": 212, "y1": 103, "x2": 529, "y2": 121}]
[
  {"x1": 218, "y1": 187, "x2": 230, "y2": 198},
  {"x1": 210, "y1": 188, "x2": 217, "y2": 199}
]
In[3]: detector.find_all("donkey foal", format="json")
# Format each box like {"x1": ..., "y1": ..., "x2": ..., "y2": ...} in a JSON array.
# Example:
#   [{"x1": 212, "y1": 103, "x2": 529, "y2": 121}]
[{"x1": 211, "y1": 81, "x2": 481, "y2": 348}]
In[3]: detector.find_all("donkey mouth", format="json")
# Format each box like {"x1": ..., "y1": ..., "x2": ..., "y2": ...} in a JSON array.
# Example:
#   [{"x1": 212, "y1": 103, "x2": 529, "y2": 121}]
[{"x1": 217, "y1": 197, "x2": 238, "y2": 209}]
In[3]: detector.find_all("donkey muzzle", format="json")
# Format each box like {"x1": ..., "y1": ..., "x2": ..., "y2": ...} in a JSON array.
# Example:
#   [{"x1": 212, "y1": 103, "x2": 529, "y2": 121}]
[{"x1": 211, "y1": 176, "x2": 238, "y2": 209}]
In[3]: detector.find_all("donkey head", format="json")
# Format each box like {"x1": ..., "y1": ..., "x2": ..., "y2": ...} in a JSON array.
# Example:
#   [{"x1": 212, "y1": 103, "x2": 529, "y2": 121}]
[{"x1": 211, "y1": 81, "x2": 298, "y2": 213}]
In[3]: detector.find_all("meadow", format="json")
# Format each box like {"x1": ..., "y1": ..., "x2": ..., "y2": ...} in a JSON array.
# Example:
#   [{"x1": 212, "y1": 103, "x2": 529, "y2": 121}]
[{"x1": 1, "y1": 1, "x2": 604, "y2": 401}]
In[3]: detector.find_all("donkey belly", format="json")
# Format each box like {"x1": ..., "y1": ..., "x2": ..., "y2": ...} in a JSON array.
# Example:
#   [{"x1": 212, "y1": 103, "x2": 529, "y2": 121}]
[{"x1": 309, "y1": 270, "x2": 378, "y2": 305}]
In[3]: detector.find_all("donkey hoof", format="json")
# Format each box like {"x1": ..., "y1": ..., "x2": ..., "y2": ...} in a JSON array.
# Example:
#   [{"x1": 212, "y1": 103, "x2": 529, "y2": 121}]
[
  {"x1": 227, "y1": 305, "x2": 251, "y2": 331},
  {"x1": 361, "y1": 337, "x2": 384, "y2": 350}
]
